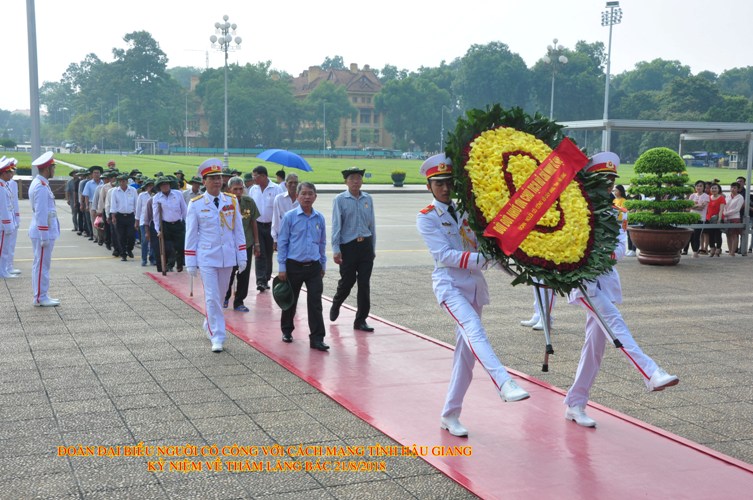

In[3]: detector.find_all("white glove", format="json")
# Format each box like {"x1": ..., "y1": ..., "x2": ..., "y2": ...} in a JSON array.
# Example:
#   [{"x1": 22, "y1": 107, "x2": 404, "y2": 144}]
[
  {"x1": 187, "y1": 266, "x2": 198, "y2": 277},
  {"x1": 40, "y1": 239, "x2": 49, "y2": 249},
  {"x1": 238, "y1": 260, "x2": 247, "y2": 274}
]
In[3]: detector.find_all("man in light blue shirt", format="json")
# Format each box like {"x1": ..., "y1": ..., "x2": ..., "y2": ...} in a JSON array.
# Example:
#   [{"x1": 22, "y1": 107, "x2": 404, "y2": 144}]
[
  {"x1": 330, "y1": 167, "x2": 376, "y2": 332},
  {"x1": 277, "y1": 182, "x2": 328, "y2": 350}
]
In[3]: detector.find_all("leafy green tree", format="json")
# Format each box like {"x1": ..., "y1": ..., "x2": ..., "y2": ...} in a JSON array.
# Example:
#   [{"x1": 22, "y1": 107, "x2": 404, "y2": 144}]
[
  {"x1": 717, "y1": 66, "x2": 753, "y2": 100},
  {"x1": 376, "y1": 64, "x2": 408, "y2": 83},
  {"x1": 454, "y1": 42, "x2": 531, "y2": 110},
  {"x1": 375, "y1": 76, "x2": 450, "y2": 150},
  {"x1": 305, "y1": 81, "x2": 354, "y2": 149},
  {"x1": 614, "y1": 59, "x2": 691, "y2": 94},
  {"x1": 320, "y1": 55, "x2": 345, "y2": 70}
]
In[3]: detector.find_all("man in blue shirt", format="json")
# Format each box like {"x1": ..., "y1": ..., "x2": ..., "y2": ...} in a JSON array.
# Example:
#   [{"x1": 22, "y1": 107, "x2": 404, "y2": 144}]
[
  {"x1": 276, "y1": 182, "x2": 328, "y2": 350},
  {"x1": 330, "y1": 167, "x2": 376, "y2": 332}
]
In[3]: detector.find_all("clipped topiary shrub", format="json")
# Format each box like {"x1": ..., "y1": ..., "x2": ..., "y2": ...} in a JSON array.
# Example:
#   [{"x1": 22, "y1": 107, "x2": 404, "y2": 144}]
[{"x1": 624, "y1": 147, "x2": 699, "y2": 228}]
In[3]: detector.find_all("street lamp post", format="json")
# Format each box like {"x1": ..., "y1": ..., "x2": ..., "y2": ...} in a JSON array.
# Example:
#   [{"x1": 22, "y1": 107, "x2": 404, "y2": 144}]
[
  {"x1": 440, "y1": 105, "x2": 451, "y2": 152},
  {"x1": 601, "y1": 1, "x2": 622, "y2": 151},
  {"x1": 541, "y1": 39, "x2": 568, "y2": 120},
  {"x1": 210, "y1": 15, "x2": 241, "y2": 168},
  {"x1": 322, "y1": 101, "x2": 327, "y2": 154}
]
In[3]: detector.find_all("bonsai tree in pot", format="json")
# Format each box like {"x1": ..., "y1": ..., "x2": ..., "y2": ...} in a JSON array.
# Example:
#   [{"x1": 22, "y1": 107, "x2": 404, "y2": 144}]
[
  {"x1": 391, "y1": 170, "x2": 406, "y2": 187},
  {"x1": 624, "y1": 147, "x2": 700, "y2": 265}
]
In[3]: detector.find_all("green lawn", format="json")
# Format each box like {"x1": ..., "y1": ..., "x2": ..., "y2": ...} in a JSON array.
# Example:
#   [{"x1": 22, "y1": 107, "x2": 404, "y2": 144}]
[{"x1": 4, "y1": 151, "x2": 748, "y2": 185}]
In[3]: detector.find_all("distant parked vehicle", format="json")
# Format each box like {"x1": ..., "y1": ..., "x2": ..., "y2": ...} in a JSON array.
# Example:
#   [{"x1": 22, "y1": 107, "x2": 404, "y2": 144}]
[{"x1": 401, "y1": 152, "x2": 416, "y2": 159}]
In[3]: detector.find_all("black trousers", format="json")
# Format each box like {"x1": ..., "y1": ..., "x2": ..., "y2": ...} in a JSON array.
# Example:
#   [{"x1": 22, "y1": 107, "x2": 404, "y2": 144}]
[
  {"x1": 162, "y1": 220, "x2": 185, "y2": 269},
  {"x1": 226, "y1": 248, "x2": 253, "y2": 308},
  {"x1": 76, "y1": 202, "x2": 85, "y2": 233},
  {"x1": 333, "y1": 237, "x2": 374, "y2": 324},
  {"x1": 255, "y1": 222, "x2": 273, "y2": 286},
  {"x1": 281, "y1": 260, "x2": 325, "y2": 343},
  {"x1": 115, "y1": 213, "x2": 135, "y2": 256},
  {"x1": 149, "y1": 222, "x2": 164, "y2": 272}
]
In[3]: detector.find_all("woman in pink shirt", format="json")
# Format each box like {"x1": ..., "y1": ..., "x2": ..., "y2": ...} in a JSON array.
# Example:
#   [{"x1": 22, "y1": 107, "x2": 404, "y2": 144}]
[{"x1": 688, "y1": 180, "x2": 709, "y2": 257}]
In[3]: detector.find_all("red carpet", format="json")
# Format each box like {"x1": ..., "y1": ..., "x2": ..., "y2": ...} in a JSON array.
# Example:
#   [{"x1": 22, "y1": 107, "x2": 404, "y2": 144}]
[{"x1": 150, "y1": 272, "x2": 753, "y2": 499}]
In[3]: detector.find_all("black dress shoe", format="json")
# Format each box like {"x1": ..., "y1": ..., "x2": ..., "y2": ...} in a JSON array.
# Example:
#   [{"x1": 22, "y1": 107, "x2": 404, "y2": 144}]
[
  {"x1": 176, "y1": 265, "x2": 183, "y2": 272},
  {"x1": 106, "y1": 244, "x2": 111, "y2": 250},
  {"x1": 257, "y1": 284, "x2": 266, "y2": 292},
  {"x1": 329, "y1": 302, "x2": 341, "y2": 321},
  {"x1": 354, "y1": 322, "x2": 374, "y2": 332},
  {"x1": 121, "y1": 256, "x2": 127, "y2": 261},
  {"x1": 128, "y1": 251, "x2": 134, "y2": 258},
  {"x1": 282, "y1": 332, "x2": 293, "y2": 343},
  {"x1": 310, "y1": 341, "x2": 330, "y2": 351}
]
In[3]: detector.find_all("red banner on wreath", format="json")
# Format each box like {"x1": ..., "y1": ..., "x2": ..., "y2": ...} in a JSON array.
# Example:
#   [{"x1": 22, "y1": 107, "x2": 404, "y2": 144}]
[{"x1": 483, "y1": 138, "x2": 588, "y2": 255}]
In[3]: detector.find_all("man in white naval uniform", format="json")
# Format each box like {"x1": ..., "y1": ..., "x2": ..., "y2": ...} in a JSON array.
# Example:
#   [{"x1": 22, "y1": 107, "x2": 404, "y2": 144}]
[
  {"x1": 564, "y1": 152, "x2": 679, "y2": 428},
  {"x1": 28, "y1": 152, "x2": 61, "y2": 306},
  {"x1": 185, "y1": 159, "x2": 247, "y2": 353},
  {"x1": 416, "y1": 154, "x2": 530, "y2": 438},
  {"x1": 1, "y1": 158, "x2": 21, "y2": 276},
  {"x1": 0, "y1": 158, "x2": 19, "y2": 278}
]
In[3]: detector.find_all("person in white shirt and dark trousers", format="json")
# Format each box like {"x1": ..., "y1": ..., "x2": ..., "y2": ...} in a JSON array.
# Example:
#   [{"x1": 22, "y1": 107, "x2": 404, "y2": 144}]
[
  {"x1": 110, "y1": 174, "x2": 138, "y2": 261},
  {"x1": 248, "y1": 166, "x2": 282, "y2": 291}
]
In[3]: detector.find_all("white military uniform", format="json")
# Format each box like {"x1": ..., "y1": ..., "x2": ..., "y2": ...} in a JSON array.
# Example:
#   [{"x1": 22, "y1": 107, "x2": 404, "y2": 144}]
[
  {"x1": 0, "y1": 177, "x2": 15, "y2": 278},
  {"x1": 565, "y1": 216, "x2": 659, "y2": 408},
  {"x1": 185, "y1": 191, "x2": 247, "y2": 347},
  {"x1": 417, "y1": 198, "x2": 514, "y2": 419},
  {"x1": 6, "y1": 177, "x2": 20, "y2": 275},
  {"x1": 29, "y1": 174, "x2": 60, "y2": 304}
]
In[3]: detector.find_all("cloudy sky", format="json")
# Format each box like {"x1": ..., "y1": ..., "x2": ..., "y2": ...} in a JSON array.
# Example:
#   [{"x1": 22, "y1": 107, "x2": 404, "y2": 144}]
[{"x1": 3, "y1": 0, "x2": 752, "y2": 111}]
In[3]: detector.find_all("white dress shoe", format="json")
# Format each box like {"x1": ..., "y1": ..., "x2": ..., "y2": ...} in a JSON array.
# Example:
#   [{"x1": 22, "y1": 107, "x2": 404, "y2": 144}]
[
  {"x1": 532, "y1": 320, "x2": 545, "y2": 331},
  {"x1": 440, "y1": 416, "x2": 469, "y2": 437},
  {"x1": 647, "y1": 368, "x2": 679, "y2": 392},
  {"x1": 211, "y1": 342, "x2": 223, "y2": 353},
  {"x1": 500, "y1": 379, "x2": 530, "y2": 402},
  {"x1": 1, "y1": 274, "x2": 18, "y2": 279},
  {"x1": 565, "y1": 405, "x2": 596, "y2": 427},
  {"x1": 10, "y1": 269, "x2": 21, "y2": 275},
  {"x1": 520, "y1": 317, "x2": 540, "y2": 327},
  {"x1": 34, "y1": 298, "x2": 60, "y2": 307}
]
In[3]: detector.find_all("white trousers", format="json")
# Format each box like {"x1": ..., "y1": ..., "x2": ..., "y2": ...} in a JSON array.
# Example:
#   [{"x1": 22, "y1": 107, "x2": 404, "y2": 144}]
[
  {"x1": 200, "y1": 266, "x2": 233, "y2": 346},
  {"x1": 4, "y1": 228, "x2": 17, "y2": 274},
  {"x1": 0, "y1": 231, "x2": 11, "y2": 277},
  {"x1": 564, "y1": 292, "x2": 659, "y2": 408},
  {"x1": 529, "y1": 284, "x2": 556, "y2": 322},
  {"x1": 31, "y1": 238, "x2": 55, "y2": 303},
  {"x1": 440, "y1": 294, "x2": 511, "y2": 419}
]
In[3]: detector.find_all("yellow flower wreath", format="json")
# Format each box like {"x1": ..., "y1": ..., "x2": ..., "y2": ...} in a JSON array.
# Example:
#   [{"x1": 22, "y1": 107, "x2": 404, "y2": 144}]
[{"x1": 465, "y1": 128, "x2": 591, "y2": 265}]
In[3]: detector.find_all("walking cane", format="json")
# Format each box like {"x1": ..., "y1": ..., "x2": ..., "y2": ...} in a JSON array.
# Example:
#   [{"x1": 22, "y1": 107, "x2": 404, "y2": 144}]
[
  {"x1": 533, "y1": 283, "x2": 555, "y2": 372},
  {"x1": 158, "y1": 204, "x2": 167, "y2": 276}
]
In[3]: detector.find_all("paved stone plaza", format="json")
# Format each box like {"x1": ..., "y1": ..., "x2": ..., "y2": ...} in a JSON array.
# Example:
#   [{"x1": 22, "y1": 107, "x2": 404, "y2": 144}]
[{"x1": 1, "y1": 191, "x2": 751, "y2": 498}]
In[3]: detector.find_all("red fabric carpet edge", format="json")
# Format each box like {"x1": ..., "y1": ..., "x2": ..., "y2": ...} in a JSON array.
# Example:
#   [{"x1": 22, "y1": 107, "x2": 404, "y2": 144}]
[{"x1": 148, "y1": 272, "x2": 753, "y2": 499}]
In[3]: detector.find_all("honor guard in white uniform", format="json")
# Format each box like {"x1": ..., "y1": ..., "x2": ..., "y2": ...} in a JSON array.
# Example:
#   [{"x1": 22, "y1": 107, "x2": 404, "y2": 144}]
[
  {"x1": 3, "y1": 158, "x2": 21, "y2": 276},
  {"x1": 0, "y1": 158, "x2": 19, "y2": 278},
  {"x1": 185, "y1": 159, "x2": 247, "y2": 352},
  {"x1": 28, "y1": 152, "x2": 61, "y2": 306},
  {"x1": 565, "y1": 152, "x2": 679, "y2": 428},
  {"x1": 416, "y1": 154, "x2": 530, "y2": 438}
]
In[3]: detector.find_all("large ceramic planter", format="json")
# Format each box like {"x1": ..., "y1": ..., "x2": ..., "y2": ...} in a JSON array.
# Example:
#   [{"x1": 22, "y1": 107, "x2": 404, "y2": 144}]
[
  {"x1": 391, "y1": 174, "x2": 406, "y2": 187},
  {"x1": 627, "y1": 227, "x2": 693, "y2": 266}
]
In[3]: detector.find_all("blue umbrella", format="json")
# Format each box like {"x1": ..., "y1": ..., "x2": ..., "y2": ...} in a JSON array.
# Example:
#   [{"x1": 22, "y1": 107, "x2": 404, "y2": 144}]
[{"x1": 256, "y1": 149, "x2": 313, "y2": 172}]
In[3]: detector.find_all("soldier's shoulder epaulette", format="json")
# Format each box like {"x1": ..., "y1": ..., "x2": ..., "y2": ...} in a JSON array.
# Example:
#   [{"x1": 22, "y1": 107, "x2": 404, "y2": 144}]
[
  {"x1": 191, "y1": 194, "x2": 203, "y2": 202},
  {"x1": 419, "y1": 204, "x2": 435, "y2": 214}
]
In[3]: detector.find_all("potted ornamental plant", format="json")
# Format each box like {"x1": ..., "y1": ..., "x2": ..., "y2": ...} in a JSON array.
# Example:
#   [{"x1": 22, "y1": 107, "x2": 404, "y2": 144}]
[
  {"x1": 624, "y1": 147, "x2": 699, "y2": 265},
  {"x1": 391, "y1": 170, "x2": 406, "y2": 187}
]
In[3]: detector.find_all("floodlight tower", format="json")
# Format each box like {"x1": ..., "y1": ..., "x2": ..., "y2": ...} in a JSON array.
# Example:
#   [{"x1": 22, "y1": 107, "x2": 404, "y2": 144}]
[
  {"x1": 210, "y1": 15, "x2": 242, "y2": 168},
  {"x1": 601, "y1": 1, "x2": 622, "y2": 151}
]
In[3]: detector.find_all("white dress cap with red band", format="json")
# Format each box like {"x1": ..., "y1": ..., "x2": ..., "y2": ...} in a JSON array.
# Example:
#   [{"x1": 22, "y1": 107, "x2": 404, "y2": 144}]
[
  {"x1": 586, "y1": 151, "x2": 620, "y2": 176},
  {"x1": 0, "y1": 158, "x2": 12, "y2": 173},
  {"x1": 420, "y1": 154, "x2": 453, "y2": 180},
  {"x1": 198, "y1": 158, "x2": 224, "y2": 178},
  {"x1": 32, "y1": 151, "x2": 55, "y2": 169}
]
